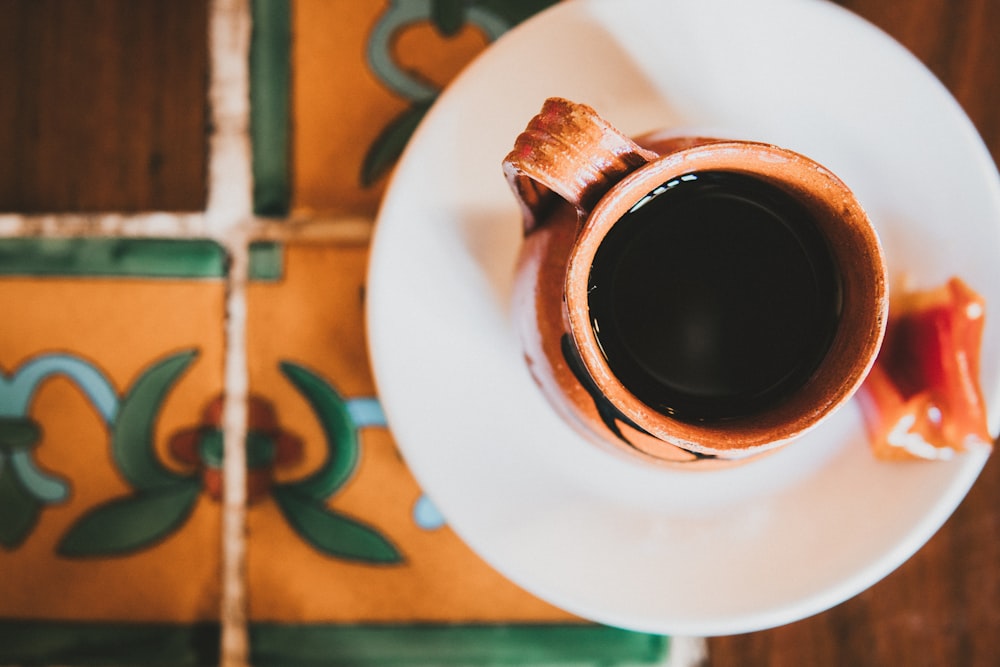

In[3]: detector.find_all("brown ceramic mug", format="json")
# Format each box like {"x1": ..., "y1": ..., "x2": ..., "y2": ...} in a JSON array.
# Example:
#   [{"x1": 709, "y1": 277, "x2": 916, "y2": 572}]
[{"x1": 504, "y1": 98, "x2": 888, "y2": 467}]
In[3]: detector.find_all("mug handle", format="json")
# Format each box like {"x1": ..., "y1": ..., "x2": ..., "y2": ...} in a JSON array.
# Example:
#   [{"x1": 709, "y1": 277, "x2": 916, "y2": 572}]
[{"x1": 502, "y1": 97, "x2": 658, "y2": 234}]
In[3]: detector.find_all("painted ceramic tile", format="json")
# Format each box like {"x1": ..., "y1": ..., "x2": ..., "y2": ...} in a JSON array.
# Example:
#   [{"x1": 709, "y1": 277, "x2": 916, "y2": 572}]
[
  {"x1": 245, "y1": 239, "x2": 569, "y2": 621},
  {"x1": 0, "y1": 238, "x2": 226, "y2": 666},
  {"x1": 244, "y1": 240, "x2": 668, "y2": 664},
  {"x1": 276, "y1": 0, "x2": 558, "y2": 218}
]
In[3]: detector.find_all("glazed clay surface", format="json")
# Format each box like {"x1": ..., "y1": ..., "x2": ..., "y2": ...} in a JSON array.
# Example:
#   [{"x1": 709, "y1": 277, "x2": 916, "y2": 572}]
[{"x1": 505, "y1": 99, "x2": 888, "y2": 467}]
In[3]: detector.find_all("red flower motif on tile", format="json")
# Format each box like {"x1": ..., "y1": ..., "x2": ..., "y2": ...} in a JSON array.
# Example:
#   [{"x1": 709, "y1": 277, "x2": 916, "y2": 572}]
[{"x1": 169, "y1": 394, "x2": 303, "y2": 503}]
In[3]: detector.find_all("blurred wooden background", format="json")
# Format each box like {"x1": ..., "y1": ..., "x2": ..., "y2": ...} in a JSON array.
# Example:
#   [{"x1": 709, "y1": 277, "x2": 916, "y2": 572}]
[
  {"x1": 0, "y1": 0, "x2": 997, "y2": 664},
  {"x1": 0, "y1": 0, "x2": 207, "y2": 213}
]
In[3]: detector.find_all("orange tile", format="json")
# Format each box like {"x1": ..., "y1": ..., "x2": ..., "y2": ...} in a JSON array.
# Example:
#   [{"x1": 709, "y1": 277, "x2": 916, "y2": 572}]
[
  {"x1": 290, "y1": 0, "x2": 560, "y2": 217},
  {"x1": 0, "y1": 239, "x2": 226, "y2": 623},
  {"x1": 245, "y1": 239, "x2": 576, "y2": 623}
]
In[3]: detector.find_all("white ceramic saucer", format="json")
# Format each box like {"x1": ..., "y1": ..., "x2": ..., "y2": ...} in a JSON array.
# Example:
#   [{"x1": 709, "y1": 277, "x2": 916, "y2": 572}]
[{"x1": 367, "y1": 0, "x2": 1000, "y2": 636}]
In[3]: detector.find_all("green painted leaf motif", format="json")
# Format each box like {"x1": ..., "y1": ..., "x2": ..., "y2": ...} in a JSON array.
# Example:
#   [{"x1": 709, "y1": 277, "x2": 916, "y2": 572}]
[
  {"x1": 474, "y1": 0, "x2": 560, "y2": 26},
  {"x1": 278, "y1": 362, "x2": 357, "y2": 501},
  {"x1": 0, "y1": 417, "x2": 41, "y2": 452},
  {"x1": 198, "y1": 428, "x2": 224, "y2": 468},
  {"x1": 114, "y1": 350, "x2": 198, "y2": 490},
  {"x1": 431, "y1": 0, "x2": 466, "y2": 36},
  {"x1": 273, "y1": 486, "x2": 403, "y2": 564},
  {"x1": 246, "y1": 429, "x2": 276, "y2": 468},
  {"x1": 0, "y1": 461, "x2": 41, "y2": 549},
  {"x1": 360, "y1": 102, "x2": 432, "y2": 187},
  {"x1": 57, "y1": 479, "x2": 200, "y2": 557}
]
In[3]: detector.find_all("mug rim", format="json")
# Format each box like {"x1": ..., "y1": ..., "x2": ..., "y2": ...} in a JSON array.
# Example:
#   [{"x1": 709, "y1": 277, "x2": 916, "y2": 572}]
[{"x1": 563, "y1": 140, "x2": 889, "y2": 457}]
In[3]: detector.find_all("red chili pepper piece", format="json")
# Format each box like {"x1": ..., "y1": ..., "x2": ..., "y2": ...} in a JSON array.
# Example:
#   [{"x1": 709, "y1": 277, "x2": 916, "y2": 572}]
[{"x1": 857, "y1": 277, "x2": 993, "y2": 460}]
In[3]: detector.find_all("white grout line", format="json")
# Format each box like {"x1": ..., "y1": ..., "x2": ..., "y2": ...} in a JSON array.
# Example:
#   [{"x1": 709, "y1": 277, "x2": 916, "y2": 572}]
[
  {"x1": 206, "y1": 1, "x2": 253, "y2": 233},
  {"x1": 664, "y1": 637, "x2": 709, "y2": 667},
  {"x1": 220, "y1": 234, "x2": 250, "y2": 667},
  {"x1": 0, "y1": 212, "x2": 208, "y2": 238},
  {"x1": 206, "y1": 0, "x2": 253, "y2": 665}
]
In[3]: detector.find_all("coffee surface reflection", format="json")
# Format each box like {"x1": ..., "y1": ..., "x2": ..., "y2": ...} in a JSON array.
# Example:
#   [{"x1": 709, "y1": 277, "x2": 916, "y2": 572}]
[{"x1": 587, "y1": 170, "x2": 843, "y2": 423}]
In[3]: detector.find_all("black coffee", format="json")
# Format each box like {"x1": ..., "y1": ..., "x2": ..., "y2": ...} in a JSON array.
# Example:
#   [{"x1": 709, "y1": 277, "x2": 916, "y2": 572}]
[{"x1": 587, "y1": 170, "x2": 842, "y2": 423}]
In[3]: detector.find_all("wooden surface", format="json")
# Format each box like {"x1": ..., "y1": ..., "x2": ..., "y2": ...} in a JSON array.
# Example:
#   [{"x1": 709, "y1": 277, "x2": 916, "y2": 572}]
[
  {"x1": 706, "y1": 1, "x2": 1000, "y2": 665},
  {"x1": 0, "y1": 0, "x2": 208, "y2": 213}
]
